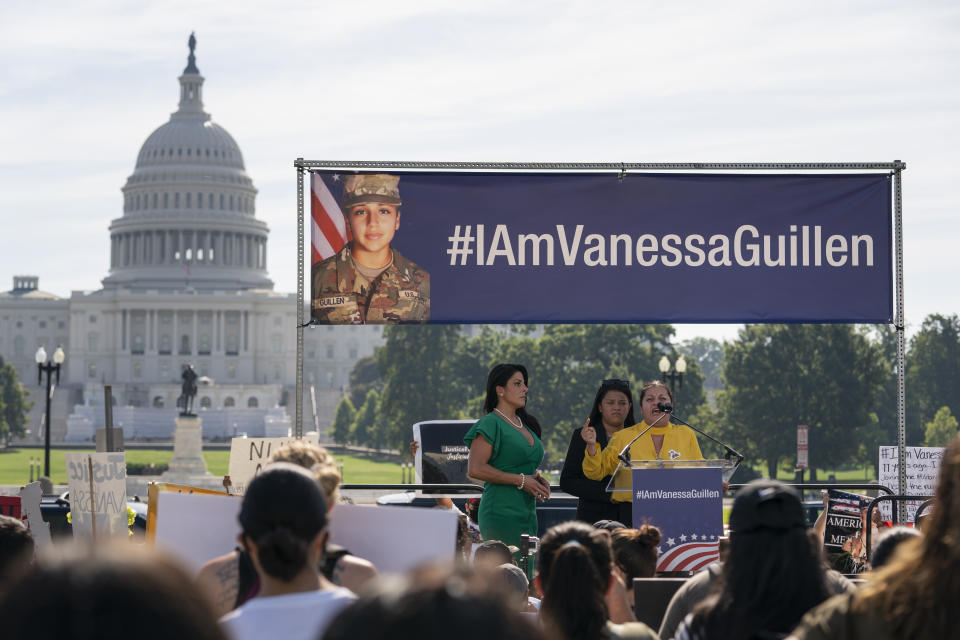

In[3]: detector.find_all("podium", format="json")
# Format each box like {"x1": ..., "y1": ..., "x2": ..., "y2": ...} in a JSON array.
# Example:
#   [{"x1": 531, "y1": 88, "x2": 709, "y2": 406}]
[
  {"x1": 607, "y1": 459, "x2": 736, "y2": 572},
  {"x1": 605, "y1": 458, "x2": 740, "y2": 495}
]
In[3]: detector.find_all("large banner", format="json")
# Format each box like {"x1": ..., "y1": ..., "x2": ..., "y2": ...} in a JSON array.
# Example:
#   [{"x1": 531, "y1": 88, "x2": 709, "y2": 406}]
[{"x1": 310, "y1": 171, "x2": 892, "y2": 324}]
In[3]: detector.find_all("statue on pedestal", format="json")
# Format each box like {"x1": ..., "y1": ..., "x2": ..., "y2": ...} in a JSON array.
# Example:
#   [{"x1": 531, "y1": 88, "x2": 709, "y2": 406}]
[{"x1": 177, "y1": 364, "x2": 199, "y2": 416}]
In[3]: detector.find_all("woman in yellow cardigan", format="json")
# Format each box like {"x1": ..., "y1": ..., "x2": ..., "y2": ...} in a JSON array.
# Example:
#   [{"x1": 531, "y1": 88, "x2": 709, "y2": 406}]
[{"x1": 581, "y1": 380, "x2": 703, "y2": 525}]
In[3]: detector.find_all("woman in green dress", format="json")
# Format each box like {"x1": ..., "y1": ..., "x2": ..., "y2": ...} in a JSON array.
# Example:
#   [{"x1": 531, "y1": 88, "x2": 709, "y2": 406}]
[{"x1": 465, "y1": 363, "x2": 550, "y2": 548}]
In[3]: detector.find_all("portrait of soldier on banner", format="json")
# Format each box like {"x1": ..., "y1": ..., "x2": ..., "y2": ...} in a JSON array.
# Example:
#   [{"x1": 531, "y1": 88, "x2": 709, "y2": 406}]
[{"x1": 311, "y1": 173, "x2": 430, "y2": 324}]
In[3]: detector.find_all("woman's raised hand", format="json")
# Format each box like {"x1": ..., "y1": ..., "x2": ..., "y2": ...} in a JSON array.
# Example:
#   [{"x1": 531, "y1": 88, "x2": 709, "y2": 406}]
[
  {"x1": 580, "y1": 419, "x2": 596, "y2": 445},
  {"x1": 580, "y1": 419, "x2": 599, "y2": 456}
]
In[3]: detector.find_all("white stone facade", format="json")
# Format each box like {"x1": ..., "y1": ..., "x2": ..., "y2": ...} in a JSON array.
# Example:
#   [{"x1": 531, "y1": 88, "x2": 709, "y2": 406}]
[{"x1": 0, "y1": 38, "x2": 384, "y2": 444}]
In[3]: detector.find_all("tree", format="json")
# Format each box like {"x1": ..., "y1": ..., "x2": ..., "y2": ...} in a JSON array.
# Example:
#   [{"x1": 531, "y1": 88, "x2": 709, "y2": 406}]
[
  {"x1": 349, "y1": 355, "x2": 383, "y2": 409},
  {"x1": 679, "y1": 337, "x2": 725, "y2": 394},
  {"x1": 718, "y1": 324, "x2": 885, "y2": 478},
  {"x1": 351, "y1": 389, "x2": 380, "y2": 448},
  {"x1": 330, "y1": 396, "x2": 356, "y2": 445},
  {"x1": 376, "y1": 326, "x2": 467, "y2": 449},
  {"x1": 0, "y1": 357, "x2": 31, "y2": 446},
  {"x1": 924, "y1": 406, "x2": 958, "y2": 447},
  {"x1": 908, "y1": 314, "x2": 960, "y2": 444}
]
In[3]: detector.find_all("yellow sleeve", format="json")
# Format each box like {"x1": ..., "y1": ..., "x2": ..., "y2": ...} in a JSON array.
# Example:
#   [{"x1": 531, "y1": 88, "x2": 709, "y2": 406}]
[
  {"x1": 582, "y1": 433, "x2": 623, "y2": 479},
  {"x1": 582, "y1": 442, "x2": 604, "y2": 479}
]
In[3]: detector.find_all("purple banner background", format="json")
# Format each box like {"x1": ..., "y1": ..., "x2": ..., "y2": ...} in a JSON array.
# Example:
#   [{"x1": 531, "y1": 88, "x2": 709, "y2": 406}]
[{"x1": 312, "y1": 171, "x2": 892, "y2": 324}]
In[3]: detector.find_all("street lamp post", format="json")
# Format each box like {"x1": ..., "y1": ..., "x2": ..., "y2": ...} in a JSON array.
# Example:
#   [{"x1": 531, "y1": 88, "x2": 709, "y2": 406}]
[
  {"x1": 36, "y1": 345, "x2": 65, "y2": 479},
  {"x1": 658, "y1": 354, "x2": 687, "y2": 401}
]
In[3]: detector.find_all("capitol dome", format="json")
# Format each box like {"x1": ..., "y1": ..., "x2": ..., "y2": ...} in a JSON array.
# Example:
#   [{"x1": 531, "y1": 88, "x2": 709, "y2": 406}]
[{"x1": 103, "y1": 34, "x2": 272, "y2": 292}]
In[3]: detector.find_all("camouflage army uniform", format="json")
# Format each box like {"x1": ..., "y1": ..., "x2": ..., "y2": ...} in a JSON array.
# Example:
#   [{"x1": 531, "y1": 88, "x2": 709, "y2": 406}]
[{"x1": 312, "y1": 243, "x2": 430, "y2": 324}]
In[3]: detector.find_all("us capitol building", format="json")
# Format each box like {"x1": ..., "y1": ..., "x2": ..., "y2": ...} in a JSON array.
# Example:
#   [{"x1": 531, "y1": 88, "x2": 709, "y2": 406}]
[{"x1": 0, "y1": 36, "x2": 384, "y2": 443}]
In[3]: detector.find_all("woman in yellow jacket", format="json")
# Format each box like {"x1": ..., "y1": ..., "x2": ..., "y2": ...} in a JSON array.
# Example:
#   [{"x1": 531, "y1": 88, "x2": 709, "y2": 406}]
[{"x1": 581, "y1": 380, "x2": 703, "y2": 525}]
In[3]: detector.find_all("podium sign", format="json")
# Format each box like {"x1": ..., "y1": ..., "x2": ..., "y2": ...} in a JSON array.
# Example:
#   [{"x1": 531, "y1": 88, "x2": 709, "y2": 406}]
[{"x1": 632, "y1": 467, "x2": 723, "y2": 572}]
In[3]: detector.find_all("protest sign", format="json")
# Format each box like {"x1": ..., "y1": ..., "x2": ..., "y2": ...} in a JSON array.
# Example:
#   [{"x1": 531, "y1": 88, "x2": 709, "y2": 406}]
[
  {"x1": 227, "y1": 434, "x2": 320, "y2": 495},
  {"x1": 878, "y1": 445, "x2": 943, "y2": 522},
  {"x1": 149, "y1": 488, "x2": 241, "y2": 574},
  {"x1": 823, "y1": 489, "x2": 870, "y2": 574},
  {"x1": 413, "y1": 420, "x2": 476, "y2": 491},
  {"x1": 19, "y1": 481, "x2": 52, "y2": 552},
  {"x1": 328, "y1": 503, "x2": 458, "y2": 574},
  {"x1": 64, "y1": 452, "x2": 127, "y2": 539}
]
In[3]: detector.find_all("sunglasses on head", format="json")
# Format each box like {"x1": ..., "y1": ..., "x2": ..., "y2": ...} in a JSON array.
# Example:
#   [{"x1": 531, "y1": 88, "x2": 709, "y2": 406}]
[{"x1": 602, "y1": 379, "x2": 630, "y2": 389}]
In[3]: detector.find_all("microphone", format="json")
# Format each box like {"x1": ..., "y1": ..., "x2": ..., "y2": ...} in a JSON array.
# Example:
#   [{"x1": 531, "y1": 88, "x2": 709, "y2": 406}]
[{"x1": 657, "y1": 402, "x2": 673, "y2": 413}]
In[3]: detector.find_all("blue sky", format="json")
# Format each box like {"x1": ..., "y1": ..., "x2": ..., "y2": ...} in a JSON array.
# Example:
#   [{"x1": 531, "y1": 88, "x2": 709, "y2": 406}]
[{"x1": 1, "y1": 1, "x2": 957, "y2": 343}]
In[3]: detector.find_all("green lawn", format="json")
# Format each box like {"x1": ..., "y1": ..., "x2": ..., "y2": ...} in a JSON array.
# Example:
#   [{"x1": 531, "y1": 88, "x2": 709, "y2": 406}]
[{"x1": 0, "y1": 448, "x2": 402, "y2": 486}]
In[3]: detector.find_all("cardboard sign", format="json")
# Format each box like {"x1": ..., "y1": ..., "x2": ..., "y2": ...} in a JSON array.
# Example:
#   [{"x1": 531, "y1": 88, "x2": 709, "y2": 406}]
[
  {"x1": 19, "y1": 481, "x2": 52, "y2": 553},
  {"x1": 64, "y1": 452, "x2": 128, "y2": 539},
  {"x1": 150, "y1": 489, "x2": 242, "y2": 575},
  {"x1": 413, "y1": 420, "x2": 476, "y2": 491},
  {"x1": 227, "y1": 434, "x2": 320, "y2": 495},
  {"x1": 878, "y1": 445, "x2": 943, "y2": 522},
  {"x1": 328, "y1": 503, "x2": 458, "y2": 575},
  {"x1": 823, "y1": 489, "x2": 870, "y2": 574}
]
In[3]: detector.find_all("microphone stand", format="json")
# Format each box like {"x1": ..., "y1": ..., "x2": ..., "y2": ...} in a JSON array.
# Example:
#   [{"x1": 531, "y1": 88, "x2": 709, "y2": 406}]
[
  {"x1": 616, "y1": 410, "x2": 669, "y2": 465},
  {"x1": 667, "y1": 410, "x2": 745, "y2": 467}
]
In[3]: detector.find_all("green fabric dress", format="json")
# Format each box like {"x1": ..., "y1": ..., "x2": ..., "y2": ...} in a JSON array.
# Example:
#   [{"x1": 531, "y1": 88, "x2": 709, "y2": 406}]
[{"x1": 464, "y1": 412, "x2": 544, "y2": 548}]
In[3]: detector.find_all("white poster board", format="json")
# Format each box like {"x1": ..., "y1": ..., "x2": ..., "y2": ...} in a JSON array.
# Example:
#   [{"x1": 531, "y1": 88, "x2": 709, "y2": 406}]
[
  {"x1": 227, "y1": 434, "x2": 321, "y2": 495},
  {"x1": 18, "y1": 481, "x2": 52, "y2": 553},
  {"x1": 64, "y1": 452, "x2": 127, "y2": 539},
  {"x1": 878, "y1": 445, "x2": 943, "y2": 522},
  {"x1": 152, "y1": 491, "x2": 242, "y2": 575},
  {"x1": 329, "y1": 504, "x2": 458, "y2": 575}
]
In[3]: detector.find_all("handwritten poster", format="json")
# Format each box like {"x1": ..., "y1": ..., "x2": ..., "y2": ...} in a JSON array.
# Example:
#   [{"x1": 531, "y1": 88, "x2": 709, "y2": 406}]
[
  {"x1": 64, "y1": 452, "x2": 128, "y2": 539},
  {"x1": 878, "y1": 445, "x2": 943, "y2": 522},
  {"x1": 227, "y1": 434, "x2": 320, "y2": 495}
]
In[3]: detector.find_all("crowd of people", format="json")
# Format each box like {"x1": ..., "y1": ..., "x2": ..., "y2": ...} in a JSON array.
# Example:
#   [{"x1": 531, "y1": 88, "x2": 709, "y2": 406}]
[{"x1": 0, "y1": 363, "x2": 957, "y2": 639}]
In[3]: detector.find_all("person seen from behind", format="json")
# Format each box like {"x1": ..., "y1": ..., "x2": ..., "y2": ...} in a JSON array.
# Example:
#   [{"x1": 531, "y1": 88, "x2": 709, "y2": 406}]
[
  {"x1": 218, "y1": 463, "x2": 354, "y2": 640},
  {"x1": 674, "y1": 479, "x2": 830, "y2": 640},
  {"x1": 536, "y1": 520, "x2": 658, "y2": 640}
]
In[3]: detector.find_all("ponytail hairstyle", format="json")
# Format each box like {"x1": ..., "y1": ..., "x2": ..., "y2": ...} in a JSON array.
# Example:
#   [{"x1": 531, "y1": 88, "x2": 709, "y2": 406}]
[
  {"x1": 238, "y1": 463, "x2": 328, "y2": 582},
  {"x1": 611, "y1": 525, "x2": 662, "y2": 584},
  {"x1": 483, "y1": 363, "x2": 541, "y2": 438},
  {"x1": 537, "y1": 521, "x2": 612, "y2": 640}
]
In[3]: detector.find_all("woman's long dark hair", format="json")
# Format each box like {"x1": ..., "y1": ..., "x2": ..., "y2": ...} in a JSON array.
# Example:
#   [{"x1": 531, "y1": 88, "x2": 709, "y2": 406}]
[
  {"x1": 587, "y1": 381, "x2": 636, "y2": 430},
  {"x1": 686, "y1": 521, "x2": 828, "y2": 639},
  {"x1": 483, "y1": 363, "x2": 541, "y2": 438},
  {"x1": 537, "y1": 521, "x2": 611, "y2": 640},
  {"x1": 239, "y1": 463, "x2": 328, "y2": 581}
]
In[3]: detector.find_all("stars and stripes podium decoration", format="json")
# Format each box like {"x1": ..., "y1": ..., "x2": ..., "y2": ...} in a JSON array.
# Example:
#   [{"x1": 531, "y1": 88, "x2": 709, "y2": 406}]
[
  {"x1": 631, "y1": 467, "x2": 724, "y2": 573},
  {"x1": 658, "y1": 533, "x2": 720, "y2": 572},
  {"x1": 310, "y1": 172, "x2": 350, "y2": 264}
]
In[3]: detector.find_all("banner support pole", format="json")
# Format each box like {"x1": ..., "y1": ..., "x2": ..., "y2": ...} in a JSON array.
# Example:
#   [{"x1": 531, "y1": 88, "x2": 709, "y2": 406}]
[
  {"x1": 893, "y1": 162, "x2": 907, "y2": 523},
  {"x1": 295, "y1": 160, "x2": 305, "y2": 439}
]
